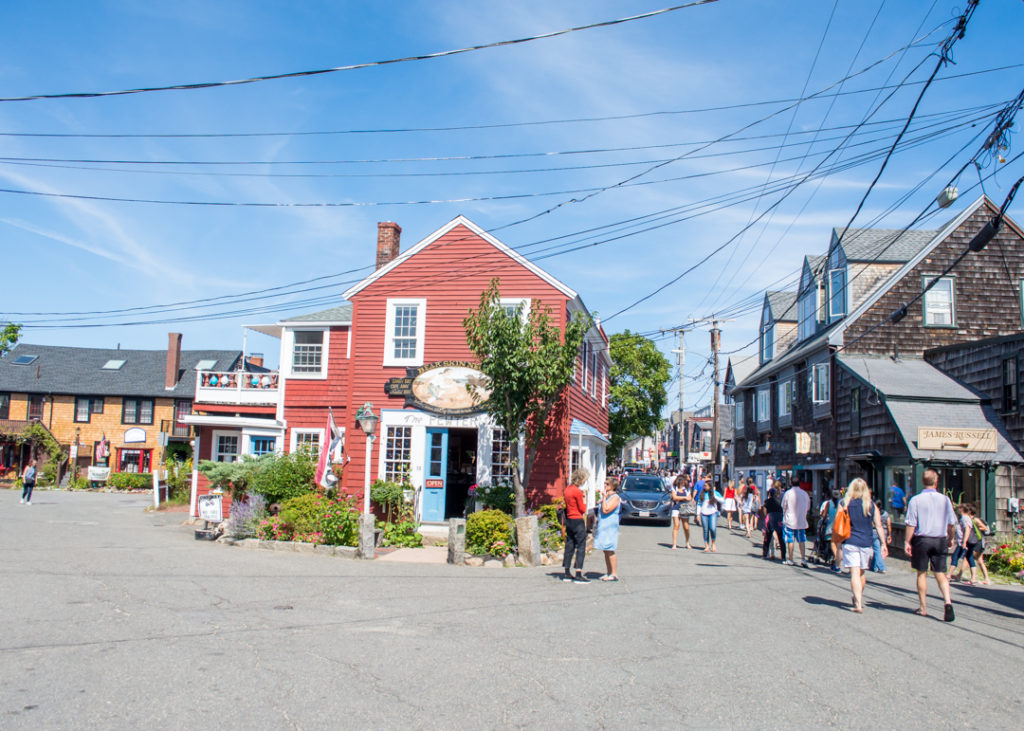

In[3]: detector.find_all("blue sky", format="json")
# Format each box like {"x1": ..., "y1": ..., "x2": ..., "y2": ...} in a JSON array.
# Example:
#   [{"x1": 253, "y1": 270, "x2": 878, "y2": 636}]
[{"x1": 2, "y1": 0, "x2": 1022, "y2": 410}]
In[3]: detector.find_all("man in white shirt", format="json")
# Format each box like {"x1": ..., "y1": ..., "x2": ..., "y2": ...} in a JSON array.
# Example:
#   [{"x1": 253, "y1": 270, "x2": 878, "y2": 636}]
[
  {"x1": 782, "y1": 480, "x2": 810, "y2": 567},
  {"x1": 904, "y1": 469, "x2": 957, "y2": 621}
]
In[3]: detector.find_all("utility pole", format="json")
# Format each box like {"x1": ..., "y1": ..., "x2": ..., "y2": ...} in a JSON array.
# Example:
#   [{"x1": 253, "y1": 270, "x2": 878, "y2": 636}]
[
  {"x1": 667, "y1": 328, "x2": 688, "y2": 469},
  {"x1": 710, "y1": 322, "x2": 721, "y2": 470}
]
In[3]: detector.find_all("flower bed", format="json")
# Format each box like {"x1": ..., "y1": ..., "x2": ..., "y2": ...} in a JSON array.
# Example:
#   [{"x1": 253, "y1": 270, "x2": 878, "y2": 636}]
[{"x1": 986, "y1": 539, "x2": 1024, "y2": 582}]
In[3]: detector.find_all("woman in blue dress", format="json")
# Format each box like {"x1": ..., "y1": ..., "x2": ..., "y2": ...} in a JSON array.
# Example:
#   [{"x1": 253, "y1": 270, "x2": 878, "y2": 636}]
[{"x1": 594, "y1": 476, "x2": 621, "y2": 581}]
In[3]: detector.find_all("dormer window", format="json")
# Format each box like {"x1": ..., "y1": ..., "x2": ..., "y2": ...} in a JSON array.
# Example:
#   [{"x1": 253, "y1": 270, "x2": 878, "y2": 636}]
[{"x1": 828, "y1": 268, "x2": 846, "y2": 321}]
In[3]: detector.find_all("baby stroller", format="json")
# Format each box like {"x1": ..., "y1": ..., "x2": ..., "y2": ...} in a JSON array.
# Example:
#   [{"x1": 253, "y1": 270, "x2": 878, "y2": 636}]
[{"x1": 811, "y1": 521, "x2": 833, "y2": 565}]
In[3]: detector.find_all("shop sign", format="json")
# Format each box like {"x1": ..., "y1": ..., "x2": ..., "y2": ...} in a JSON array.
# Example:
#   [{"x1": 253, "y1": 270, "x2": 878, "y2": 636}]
[
  {"x1": 87, "y1": 466, "x2": 110, "y2": 482},
  {"x1": 198, "y1": 494, "x2": 224, "y2": 522},
  {"x1": 385, "y1": 361, "x2": 491, "y2": 416},
  {"x1": 795, "y1": 432, "x2": 822, "y2": 454},
  {"x1": 124, "y1": 427, "x2": 146, "y2": 444},
  {"x1": 917, "y1": 427, "x2": 996, "y2": 452}
]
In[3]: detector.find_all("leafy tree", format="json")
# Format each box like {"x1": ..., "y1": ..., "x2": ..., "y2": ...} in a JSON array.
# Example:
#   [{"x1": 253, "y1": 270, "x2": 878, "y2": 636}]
[
  {"x1": 1, "y1": 323, "x2": 21, "y2": 358},
  {"x1": 608, "y1": 330, "x2": 671, "y2": 455},
  {"x1": 464, "y1": 278, "x2": 589, "y2": 517}
]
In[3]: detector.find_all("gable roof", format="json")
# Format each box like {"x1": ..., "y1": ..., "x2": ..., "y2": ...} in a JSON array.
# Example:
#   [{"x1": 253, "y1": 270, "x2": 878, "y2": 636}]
[
  {"x1": 724, "y1": 354, "x2": 757, "y2": 394},
  {"x1": 834, "y1": 227, "x2": 938, "y2": 263},
  {"x1": 766, "y1": 290, "x2": 798, "y2": 322},
  {"x1": 341, "y1": 215, "x2": 577, "y2": 300},
  {"x1": 0, "y1": 343, "x2": 241, "y2": 399}
]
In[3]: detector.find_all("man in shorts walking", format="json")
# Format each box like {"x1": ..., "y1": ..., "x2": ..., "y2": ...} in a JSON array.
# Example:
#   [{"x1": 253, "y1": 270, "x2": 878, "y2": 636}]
[
  {"x1": 904, "y1": 469, "x2": 957, "y2": 621},
  {"x1": 782, "y1": 479, "x2": 810, "y2": 567}
]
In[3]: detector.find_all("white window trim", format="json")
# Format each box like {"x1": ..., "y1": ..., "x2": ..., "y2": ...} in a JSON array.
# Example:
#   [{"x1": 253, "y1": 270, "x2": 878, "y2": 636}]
[
  {"x1": 582, "y1": 342, "x2": 589, "y2": 392},
  {"x1": 828, "y1": 268, "x2": 846, "y2": 321},
  {"x1": 923, "y1": 276, "x2": 956, "y2": 327},
  {"x1": 601, "y1": 364, "x2": 607, "y2": 408},
  {"x1": 212, "y1": 429, "x2": 241, "y2": 463},
  {"x1": 384, "y1": 298, "x2": 427, "y2": 367},
  {"x1": 777, "y1": 380, "x2": 792, "y2": 418},
  {"x1": 290, "y1": 428, "x2": 325, "y2": 453},
  {"x1": 499, "y1": 297, "x2": 531, "y2": 323},
  {"x1": 589, "y1": 351, "x2": 597, "y2": 399},
  {"x1": 756, "y1": 388, "x2": 770, "y2": 423},
  {"x1": 735, "y1": 400, "x2": 745, "y2": 436},
  {"x1": 812, "y1": 363, "x2": 830, "y2": 404},
  {"x1": 283, "y1": 327, "x2": 330, "y2": 380}
]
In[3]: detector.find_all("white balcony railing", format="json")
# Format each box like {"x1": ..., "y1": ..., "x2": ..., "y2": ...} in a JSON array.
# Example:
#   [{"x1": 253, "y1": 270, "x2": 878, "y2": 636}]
[{"x1": 195, "y1": 370, "x2": 280, "y2": 406}]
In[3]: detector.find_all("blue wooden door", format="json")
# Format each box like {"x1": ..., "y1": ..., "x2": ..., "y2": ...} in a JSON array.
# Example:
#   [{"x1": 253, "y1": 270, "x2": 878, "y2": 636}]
[{"x1": 422, "y1": 428, "x2": 448, "y2": 522}]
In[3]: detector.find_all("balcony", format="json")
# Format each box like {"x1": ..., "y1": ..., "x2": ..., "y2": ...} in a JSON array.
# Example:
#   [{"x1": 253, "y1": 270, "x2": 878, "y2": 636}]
[
  {"x1": 160, "y1": 419, "x2": 192, "y2": 440},
  {"x1": 195, "y1": 370, "x2": 280, "y2": 406}
]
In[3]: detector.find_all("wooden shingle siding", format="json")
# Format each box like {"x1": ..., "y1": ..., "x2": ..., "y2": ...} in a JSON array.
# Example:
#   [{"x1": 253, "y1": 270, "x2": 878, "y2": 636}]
[{"x1": 844, "y1": 203, "x2": 1024, "y2": 356}]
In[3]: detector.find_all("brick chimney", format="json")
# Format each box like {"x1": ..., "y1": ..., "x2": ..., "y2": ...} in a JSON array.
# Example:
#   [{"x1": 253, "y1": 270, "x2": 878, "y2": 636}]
[
  {"x1": 166, "y1": 332, "x2": 182, "y2": 389},
  {"x1": 376, "y1": 221, "x2": 402, "y2": 270},
  {"x1": 246, "y1": 353, "x2": 264, "y2": 369}
]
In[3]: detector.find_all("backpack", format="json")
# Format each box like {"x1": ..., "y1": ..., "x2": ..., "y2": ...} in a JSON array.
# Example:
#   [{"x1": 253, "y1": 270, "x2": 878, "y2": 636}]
[{"x1": 833, "y1": 505, "x2": 851, "y2": 542}]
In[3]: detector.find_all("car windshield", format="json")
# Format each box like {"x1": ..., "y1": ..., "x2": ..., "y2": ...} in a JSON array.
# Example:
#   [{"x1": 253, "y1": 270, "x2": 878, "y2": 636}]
[{"x1": 622, "y1": 477, "x2": 668, "y2": 493}]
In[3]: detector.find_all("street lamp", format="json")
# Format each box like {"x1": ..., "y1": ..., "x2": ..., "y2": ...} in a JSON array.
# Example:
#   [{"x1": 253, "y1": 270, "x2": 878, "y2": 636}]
[{"x1": 355, "y1": 402, "x2": 378, "y2": 515}]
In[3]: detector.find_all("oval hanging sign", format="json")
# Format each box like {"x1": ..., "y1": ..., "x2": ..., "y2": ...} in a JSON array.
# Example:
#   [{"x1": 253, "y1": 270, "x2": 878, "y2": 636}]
[{"x1": 385, "y1": 361, "x2": 491, "y2": 416}]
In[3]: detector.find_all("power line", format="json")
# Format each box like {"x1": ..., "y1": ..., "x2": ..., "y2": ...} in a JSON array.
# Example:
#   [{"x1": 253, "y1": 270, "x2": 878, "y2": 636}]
[{"x1": 0, "y1": 2, "x2": 720, "y2": 103}]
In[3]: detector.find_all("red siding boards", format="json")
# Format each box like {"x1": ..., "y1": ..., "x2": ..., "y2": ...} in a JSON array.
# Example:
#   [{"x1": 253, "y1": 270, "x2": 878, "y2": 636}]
[
  {"x1": 282, "y1": 325, "x2": 350, "y2": 446},
  {"x1": 280, "y1": 219, "x2": 608, "y2": 507},
  {"x1": 193, "y1": 425, "x2": 234, "y2": 517}
]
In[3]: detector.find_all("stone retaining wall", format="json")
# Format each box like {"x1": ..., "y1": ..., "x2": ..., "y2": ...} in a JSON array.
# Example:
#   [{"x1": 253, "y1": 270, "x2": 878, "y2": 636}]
[{"x1": 220, "y1": 537, "x2": 357, "y2": 558}]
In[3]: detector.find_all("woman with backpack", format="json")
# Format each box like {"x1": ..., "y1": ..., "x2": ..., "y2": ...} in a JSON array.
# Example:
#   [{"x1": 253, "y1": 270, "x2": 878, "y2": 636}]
[
  {"x1": 838, "y1": 479, "x2": 888, "y2": 614},
  {"x1": 21, "y1": 459, "x2": 37, "y2": 505},
  {"x1": 954, "y1": 504, "x2": 991, "y2": 585},
  {"x1": 818, "y1": 489, "x2": 842, "y2": 573}
]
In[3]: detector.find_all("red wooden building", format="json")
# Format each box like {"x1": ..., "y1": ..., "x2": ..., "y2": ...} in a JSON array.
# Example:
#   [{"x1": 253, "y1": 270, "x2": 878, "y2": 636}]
[{"x1": 188, "y1": 216, "x2": 611, "y2": 521}]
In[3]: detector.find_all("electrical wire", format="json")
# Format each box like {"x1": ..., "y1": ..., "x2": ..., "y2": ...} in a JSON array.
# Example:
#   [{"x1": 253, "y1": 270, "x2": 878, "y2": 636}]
[{"x1": 0, "y1": 2, "x2": 720, "y2": 103}]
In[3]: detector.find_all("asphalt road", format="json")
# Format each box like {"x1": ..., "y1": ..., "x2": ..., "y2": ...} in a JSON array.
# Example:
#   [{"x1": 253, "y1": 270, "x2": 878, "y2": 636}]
[{"x1": 2, "y1": 490, "x2": 1022, "y2": 730}]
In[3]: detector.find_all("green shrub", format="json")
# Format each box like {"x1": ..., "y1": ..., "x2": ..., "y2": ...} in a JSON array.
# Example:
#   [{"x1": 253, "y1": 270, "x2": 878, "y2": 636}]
[
  {"x1": 466, "y1": 509, "x2": 515, "y2": 555},
  {"x1": 165, "y1": 458, "x2": 192, "y2": 502},
  {"x1": 39, "y1": 459, "x2": 59, "y2": 486},
  {"x1": 246, "y1": 452, "x2": 316, "y2": 505},
  {"x1": 108, "y1": 472, "x2": 152, "y2": 490},
  {"x1": 379, "y1": 518, "x2": 423, "y2": 548},
  {"x1": 68, "y1": 474, "x2": 91, "y2": 491},
  {"x1": 474, "y1": 482, "x2": 515, "y2": 514},
  {"x1": 268, "y1": 493, "x2": 360, "y2": 546},
  {"x1": 371, "y1": 479, "x2": 408, "y2": 522}
]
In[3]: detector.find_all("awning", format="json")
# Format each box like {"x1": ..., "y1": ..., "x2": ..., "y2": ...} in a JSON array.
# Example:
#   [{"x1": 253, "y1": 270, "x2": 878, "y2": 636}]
[
  {"x1": 181, "y1": 414, "x2": 286, "y2": 430},
  {"x1": 243, "y1": 324, "x2": 283, "y2": 339},
  {"x1": 887, "y1": 400, "x2": 1022, "y2": 464},
  {"x1": 569, "y1": 418, "x2": 610, "y2": 445}
]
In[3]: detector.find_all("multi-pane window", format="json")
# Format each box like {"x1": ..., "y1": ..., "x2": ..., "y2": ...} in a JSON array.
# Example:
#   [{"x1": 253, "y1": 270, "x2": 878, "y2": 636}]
[
  {"x1": 590, "y1": 352, "x2": 597, "y2": 398},
  {"x1": 756, "y1": 389, "x2": 770, "y2": 422},
  {"x1": 293, "y1": 431, "x2": 321, "y2": 456},
  {"x1": 777, "y1": 381, "x2": 792, "y2": 418},
  {"x1": 734, "y1": 400, "x2": 744, "y2": 436},
  {"x1": 760, "y1": 310, "x2": 773, "y2": 364},
  {"x1": 1003, "y1": 357, "x2": 1018, "y2": 412},
  {"x1": 0, "y1": 392, "x2": 9, "y2": 420},
  {"x1": 582, "y1": 342, "x2": 589, "y2": 391},
  {"x1": 117, "y1": 448, "x2": 151, "y2": 473},
  {"x1": 250, "y1": 437, "x2": 276, "y2": 456},
  {"x1": 924, "y1": 277, "x2": 955, "y2": 326},
  {"x1": 384, "y1": 426, "x2": 412, "y2": 483},
  {"x1": 215, "y1": 435, "x2": 239, "y2": 462},
  {"x1": 812, "y1": 363, "x2": 830, "y2": 404},
  {"x1": 292, "y1": 331, "x2": 324, "y2": 373},
  {"x1": 491, "y1": 427, "x2": 514, "y2": 486},
  {"x1": 75, "y1": 397, "x2": 103, "y2": 423},
  {"x1": 122, "y1": 398, "x2": 154, "y2": 425},
  {"x1": 385, "y1": 300, "x2": 425, "y2": 366},
  {"x1": 392, "y1": 306, "x2": 418, "y2": 359},
  {"x1": 851, "y1": 387, "x2": 861, "y2": 435},
  {"x1": 570, "y1": 447, "x2": 581, "y2": 478},
  {"x1": 28, "y1": 395, "x2": 44, "y2": 420}
]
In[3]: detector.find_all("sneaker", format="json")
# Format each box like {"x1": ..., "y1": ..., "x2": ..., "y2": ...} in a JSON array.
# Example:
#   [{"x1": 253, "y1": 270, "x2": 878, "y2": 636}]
[
  {"x1": 782, "y1": 559, "x2": 794, "y2": 566},
  {"x1": 944, "y1": 603, "x2": 955, "y2": 622},
  {"x1": 830, "y1": 565, "x2": 842, "y2": 574},
  {"x1": 800, "y1": 560, "x2": 809, "y2": 568},
  {"x1": 572, "y1": 574, "x2": 590, "y2": 584},
  {"x1": 562, "y1": 573, "x2": 573, "y2": 582},
  {"x1": 20, "y1": 498, "x2": 24, "y2": 504}
]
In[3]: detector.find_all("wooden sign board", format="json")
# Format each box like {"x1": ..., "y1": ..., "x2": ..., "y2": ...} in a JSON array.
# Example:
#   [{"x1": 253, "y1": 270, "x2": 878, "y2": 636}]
[
  {"x1": 917, "y1": 427, "x2": 997, "y2": 452},
  {"x1": 198, "y1": 494, "x2": 224, "y2": 522}
]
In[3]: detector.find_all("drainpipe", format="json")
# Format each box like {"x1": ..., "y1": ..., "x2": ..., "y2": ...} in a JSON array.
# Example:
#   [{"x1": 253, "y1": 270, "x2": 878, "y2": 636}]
[{"x1": 830, "y1": 348, "x2": 839, "y2": 490}]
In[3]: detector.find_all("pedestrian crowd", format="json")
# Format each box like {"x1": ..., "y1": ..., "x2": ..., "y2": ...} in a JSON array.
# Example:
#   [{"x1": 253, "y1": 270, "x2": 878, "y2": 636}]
[{"x1": 562, "y1": 465, "x2": 983, "y2": 622}]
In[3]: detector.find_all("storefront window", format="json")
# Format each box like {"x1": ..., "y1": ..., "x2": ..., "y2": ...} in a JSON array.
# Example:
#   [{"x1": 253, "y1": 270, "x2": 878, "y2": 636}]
[
  {"x1": 939, "y1": 468, "x2": 981, "y2": 510},
  {"x1": 384, "y1": 426, "x2": 412, "y2": 483},
  {"x1": 886, "y1": 466, "x2": 911, "y2": 519},
  {"x1": 117, "y1": 448, "x2": 152, "y2": 473},
  {"x1": 491, "y1": 428, "x2": 514, "y2": 486}
]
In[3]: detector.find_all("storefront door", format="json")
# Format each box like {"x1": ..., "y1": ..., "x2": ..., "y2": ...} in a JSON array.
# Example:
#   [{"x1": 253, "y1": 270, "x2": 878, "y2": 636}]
[{"x1": 423, "y1": 428, "x2": 448, "y2": 522}]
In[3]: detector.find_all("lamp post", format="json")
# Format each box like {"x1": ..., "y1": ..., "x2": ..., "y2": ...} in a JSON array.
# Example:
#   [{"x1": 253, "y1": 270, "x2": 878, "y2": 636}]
[{"x1": 355, "y1": 403, "x2": 379, "y2": 515}]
